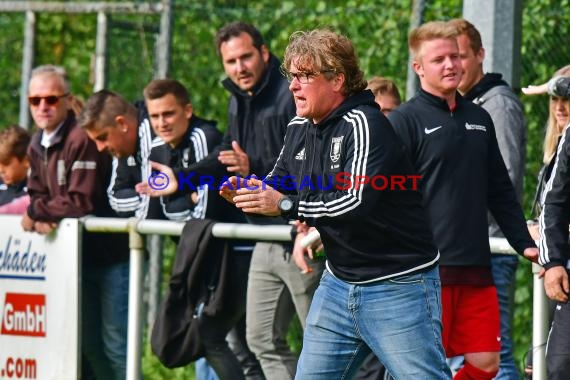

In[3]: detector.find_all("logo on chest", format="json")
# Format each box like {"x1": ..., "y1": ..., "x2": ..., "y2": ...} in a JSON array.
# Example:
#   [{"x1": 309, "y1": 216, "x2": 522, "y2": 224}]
[
  {"x1": 330, "y1": 136, "x2": 344, "y2": 162},
  {"x1": 465, "y1": 122, "x2": 487, "y2": 132},
  {"x1": 329, "y1": 136, "x2": 344, "y2": 169}
]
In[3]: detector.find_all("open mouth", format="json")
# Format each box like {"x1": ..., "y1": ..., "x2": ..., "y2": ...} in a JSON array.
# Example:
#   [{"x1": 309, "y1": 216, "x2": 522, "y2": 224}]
[{"x1": 295, "y1": 96, "x2": 307, "y2": 105}]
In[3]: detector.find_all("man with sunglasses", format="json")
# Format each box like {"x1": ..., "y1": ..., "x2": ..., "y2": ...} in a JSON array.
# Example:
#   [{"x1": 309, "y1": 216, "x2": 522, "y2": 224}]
[{"x1": 22, "y1": 65, "x2": 130, "y2": 379}]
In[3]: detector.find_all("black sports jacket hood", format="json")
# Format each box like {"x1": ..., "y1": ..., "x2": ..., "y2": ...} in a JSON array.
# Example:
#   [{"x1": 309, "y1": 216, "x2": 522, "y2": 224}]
[{"x1": 463, "y1": 73, "x2": 509, "y2": 101}]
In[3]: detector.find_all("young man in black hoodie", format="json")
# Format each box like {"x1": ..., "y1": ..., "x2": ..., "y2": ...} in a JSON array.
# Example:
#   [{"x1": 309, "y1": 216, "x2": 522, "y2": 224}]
[{"x1": 220, "y1": 28, "x2": 451, "y2": 380}]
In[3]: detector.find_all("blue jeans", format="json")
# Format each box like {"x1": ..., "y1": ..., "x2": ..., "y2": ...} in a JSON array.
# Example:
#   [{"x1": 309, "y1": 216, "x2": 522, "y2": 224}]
[
  {"x1": 195, "y1": 358, "x2": 219, "y2": 380},
  {"x1": 82, "y1": 261, "x2": 129, "y2": 380},
  {"x1": 196, "y1": 320, "x2": 264, "y2": 380},
  {"x1": 296, "y1": 266, "x2": 451, "y2": 379},
  {"x1": 491, "y1": 254, "x2": 519, "y2": 380}
]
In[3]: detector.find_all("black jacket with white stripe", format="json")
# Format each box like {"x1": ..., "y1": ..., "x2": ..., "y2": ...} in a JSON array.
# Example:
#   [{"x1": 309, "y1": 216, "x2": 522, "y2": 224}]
[
  {"x1": 389, "y1": 89, "x2": 535, "y2": 280},
  {"x1": 539, "y1": 124, "x2": 570, "y2": 270},
  {"x1": 107, "y1": 101, "x2": 161, "y2": 219},
  {"x1": 267, "y1": 90, "x2": 438, "y2": 283},
  {"x1": 149, "y1": 116, "x2": 244, "y2": 224}
]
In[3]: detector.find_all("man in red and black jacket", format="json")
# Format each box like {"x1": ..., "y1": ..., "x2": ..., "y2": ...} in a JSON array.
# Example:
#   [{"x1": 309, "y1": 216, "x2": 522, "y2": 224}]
[{"x1": 23, "y1": 65, "x2": 130, "y2": 379}]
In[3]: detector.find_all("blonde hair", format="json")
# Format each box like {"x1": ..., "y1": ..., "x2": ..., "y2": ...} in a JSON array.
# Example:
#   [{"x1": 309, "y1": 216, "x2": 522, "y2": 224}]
[
  {"x1": 408, "y1": 21, "x2": 458, "y2": 60},
  {"x1": 543, "y1": 64, "x2": 570, "y2": 163}
]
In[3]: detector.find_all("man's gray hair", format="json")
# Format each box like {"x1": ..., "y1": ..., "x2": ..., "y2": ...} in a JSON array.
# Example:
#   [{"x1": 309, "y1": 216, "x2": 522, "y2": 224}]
[{"x1": 30, "y1": 64, "x2": 70, "y2": 93}]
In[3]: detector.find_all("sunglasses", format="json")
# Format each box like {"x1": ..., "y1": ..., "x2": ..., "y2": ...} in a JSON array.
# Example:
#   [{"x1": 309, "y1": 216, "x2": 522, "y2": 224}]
[{"x1": 28, "y1": 93, "x2": 69, "y2": 106}]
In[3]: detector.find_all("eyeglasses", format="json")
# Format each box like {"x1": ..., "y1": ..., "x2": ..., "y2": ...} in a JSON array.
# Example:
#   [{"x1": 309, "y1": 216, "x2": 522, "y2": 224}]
[
  {"x1": 281, "y1": 69, "x2": 335, "y2": 84},
  {"x1": 28, "y1": 93, "x2": 69, "y2": 107}
]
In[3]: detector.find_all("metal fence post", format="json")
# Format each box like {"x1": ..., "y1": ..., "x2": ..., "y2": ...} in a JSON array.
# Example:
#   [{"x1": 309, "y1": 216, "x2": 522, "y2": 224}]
[
  {"x1": 94, "y1": 11, "x2": 108, "y2": 91},
  {"x1": 146, "y1": 234, "x2": 163, "y2": 335},
  {"x1": 405, "y1": 0, "x2": 424, "y2": 100},
  {"x1": 126, "y1": 218, "x2": 145, "y2": 380},
  {"x1": 532, "y1": 262, "x2": 548, "y2": 380},
  {"x1": 19, "y1": 10, "x2": 34, "y2": 129}
]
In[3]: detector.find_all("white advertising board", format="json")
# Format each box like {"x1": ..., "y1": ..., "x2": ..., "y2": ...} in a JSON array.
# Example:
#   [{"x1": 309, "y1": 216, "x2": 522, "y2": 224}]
[{"x1": 0, "y1": 216, "x2": 79, "y2": 380}]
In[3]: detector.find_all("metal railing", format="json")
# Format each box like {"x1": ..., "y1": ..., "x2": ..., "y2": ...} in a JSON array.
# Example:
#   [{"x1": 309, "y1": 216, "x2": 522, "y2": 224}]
[
  {"x1": 83, "y1": 217, "x2": 292, "y2": 380},
  {"x1": 83, "y1": 217, "x2": 548, "y2": 380}
]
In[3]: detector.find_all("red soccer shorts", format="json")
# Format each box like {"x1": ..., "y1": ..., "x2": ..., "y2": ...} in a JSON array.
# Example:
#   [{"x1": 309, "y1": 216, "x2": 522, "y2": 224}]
[{"x1": 441, "y1": 285, "x2": 501, "y2": 357}]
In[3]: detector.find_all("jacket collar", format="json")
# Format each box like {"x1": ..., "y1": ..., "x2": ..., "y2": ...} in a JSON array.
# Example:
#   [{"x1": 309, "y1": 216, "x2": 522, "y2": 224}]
[
  {"x1": 417, "y1": 88, "x2": 465, "y2": 112},
  {"x1": 30, "y1": 111, "x2": 76, "y2": 154},
  {"x1": 311, "y1": 90, "x2": 377, "y2": 128}
]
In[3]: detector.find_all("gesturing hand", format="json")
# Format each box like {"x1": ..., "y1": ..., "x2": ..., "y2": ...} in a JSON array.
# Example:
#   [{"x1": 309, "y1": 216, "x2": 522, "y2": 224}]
[
  {"x1": 135, "y1": 161, "x2": 179, "y2": 197},
  {"x1": 233, "y1": 177, "x2": 283, "y2": 216},
  {"x1": 218, "y1": 141, "x2": 250, "y2": 176}
]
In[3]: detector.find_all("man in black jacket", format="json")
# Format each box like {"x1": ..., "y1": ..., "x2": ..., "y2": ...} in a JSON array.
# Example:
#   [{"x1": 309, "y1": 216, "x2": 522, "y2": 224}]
[
  {"x1": 220, "y1": 28, "x2": 451, "y2": 379},
  {"x1": 388, "y1": 21, "x2": 537, "y2": 380},
  {"x1": 143, "y1": 78, "x2": 260, "y2": 379},
  {"x1": 78, "y1": 90, "x2": 158, "y2": 220},
  {"x1": 214, "y1": 23, "x2": 324, "y2": 380}
]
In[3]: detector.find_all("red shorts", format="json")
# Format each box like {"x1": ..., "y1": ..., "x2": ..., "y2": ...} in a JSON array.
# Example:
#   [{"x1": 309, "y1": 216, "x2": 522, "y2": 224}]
[{"x1": 441, "y1": 285, "x2": 501, "y2": 357}]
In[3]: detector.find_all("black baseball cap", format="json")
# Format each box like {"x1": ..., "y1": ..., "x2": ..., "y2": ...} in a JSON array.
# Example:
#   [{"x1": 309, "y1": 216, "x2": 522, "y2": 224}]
[{"x1": 548, "y1": 76, "x2": 570, "y2": 99}]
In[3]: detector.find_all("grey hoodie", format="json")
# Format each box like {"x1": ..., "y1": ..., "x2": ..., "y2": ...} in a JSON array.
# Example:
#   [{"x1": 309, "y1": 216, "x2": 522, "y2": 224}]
[{"x1": 465, "y1": 73, "x2": 526, "y2": 242}]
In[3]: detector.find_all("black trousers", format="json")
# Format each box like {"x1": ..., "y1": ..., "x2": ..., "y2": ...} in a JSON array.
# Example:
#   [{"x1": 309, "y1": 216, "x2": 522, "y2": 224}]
[
  {"x1": 198, "y1": 252, "x2": 263, "y2": 380},
  {"x1": 547, "y1": 299, "x2": 570, "y2": 380}
]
